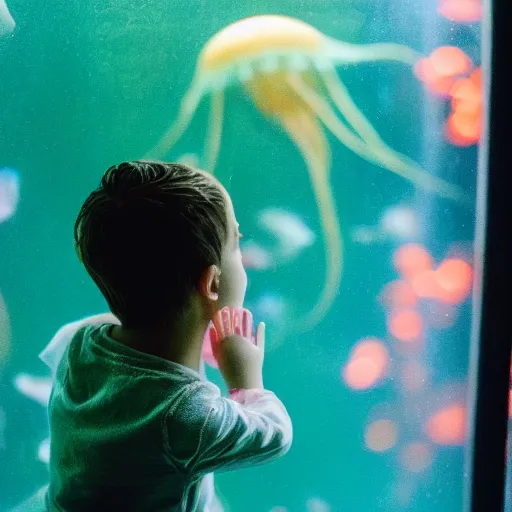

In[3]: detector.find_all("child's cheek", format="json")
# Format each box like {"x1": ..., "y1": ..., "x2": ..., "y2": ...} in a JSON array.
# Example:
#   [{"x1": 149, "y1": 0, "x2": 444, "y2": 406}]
[{"x1": 218, "y1": 255, "x2": 247, "y2": 309}]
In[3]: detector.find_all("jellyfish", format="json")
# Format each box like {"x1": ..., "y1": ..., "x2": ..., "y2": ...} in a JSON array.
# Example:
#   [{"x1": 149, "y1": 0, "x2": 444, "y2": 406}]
[
  {"x1": 145, "y1": 15, "x2": 467, "y2": 331},
  {"x1": 0, "y1": 0, "x2": 15, "y2": 37}
]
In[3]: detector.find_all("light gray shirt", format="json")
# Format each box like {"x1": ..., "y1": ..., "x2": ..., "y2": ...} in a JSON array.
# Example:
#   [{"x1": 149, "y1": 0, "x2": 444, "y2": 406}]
[{"x1": 45, "y1": 323, "x2": 293, "y2": 511}]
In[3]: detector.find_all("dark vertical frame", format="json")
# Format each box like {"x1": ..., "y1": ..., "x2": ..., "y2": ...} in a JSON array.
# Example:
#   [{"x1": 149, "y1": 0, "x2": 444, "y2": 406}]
[{"x1": 466, "y1": 0, "x2": 512, "y2": 511}]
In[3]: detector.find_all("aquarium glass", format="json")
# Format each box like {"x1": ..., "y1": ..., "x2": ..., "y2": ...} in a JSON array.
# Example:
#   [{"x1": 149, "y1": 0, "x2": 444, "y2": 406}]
[{"x1": 1, "y1": 1, "x2": 503, "y2": 511}]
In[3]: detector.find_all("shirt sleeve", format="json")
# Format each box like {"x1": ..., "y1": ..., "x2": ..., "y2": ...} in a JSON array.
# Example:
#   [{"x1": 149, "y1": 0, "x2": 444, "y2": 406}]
[{"x1": 164, "y1": 381, "x2": 293, "y2": 475}]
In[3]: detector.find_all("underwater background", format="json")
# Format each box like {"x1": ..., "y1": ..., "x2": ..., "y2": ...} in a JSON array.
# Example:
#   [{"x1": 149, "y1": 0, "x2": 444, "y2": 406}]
[{"x1": 1, "y1": 0, "x2": 509, "y2": 510}]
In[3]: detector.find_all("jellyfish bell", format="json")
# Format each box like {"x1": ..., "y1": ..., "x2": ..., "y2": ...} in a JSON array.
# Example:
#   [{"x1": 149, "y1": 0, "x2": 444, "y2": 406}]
[{"x1": 146, "y1": 14, "x2": 469, "y2": 332}]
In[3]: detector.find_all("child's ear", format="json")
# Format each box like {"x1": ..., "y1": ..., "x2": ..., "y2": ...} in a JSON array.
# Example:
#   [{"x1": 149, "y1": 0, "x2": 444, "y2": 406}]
[{"x1": 200, "y1": 265, "x2": 220, "y2": 301}]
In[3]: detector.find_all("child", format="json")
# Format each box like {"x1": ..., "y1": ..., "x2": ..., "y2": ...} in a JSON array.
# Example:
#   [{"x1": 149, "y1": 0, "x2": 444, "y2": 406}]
[{"x1": 43, "y1": 161, "x2": 293, "y2": 511}]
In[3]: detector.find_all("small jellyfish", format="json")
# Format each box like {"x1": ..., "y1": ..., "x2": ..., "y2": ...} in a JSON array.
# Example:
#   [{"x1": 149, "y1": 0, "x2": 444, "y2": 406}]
[
  {"x1": 258, "y1": 208, "x2": 315, "y2": 260},
  {"x1": 306, "y1": 498, "x2": 331, "y2": 512},
  {"x1": 350, "y1": 224, "x2": 384, "y2": 245},
  {"x1": 379, "y1": 205, "x2": 420, "y2": 241},
  {"x1": 0, "y1": 168, "x2": 20, "y2": 223},
  {"x1": 241, "y1": 241, "x2": 273, "y2": 270},
  {"x1": 0, "y1": 0, "x2": 15, "y2": 37},
  {"x1": 176, "y1": 153, "x2": 200, "y2": 168},
  {"x1": 352, "y1": 205, "x2": 420, "y2": 245},
  {"x1": 14, "y1": 374, "x2": 53, "y2": 406}
]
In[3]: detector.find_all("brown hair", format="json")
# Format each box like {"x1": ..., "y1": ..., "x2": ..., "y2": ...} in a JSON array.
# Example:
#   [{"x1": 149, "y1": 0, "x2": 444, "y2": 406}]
[{"x1": 74, "y1": 161, "x2": 228, "y2": 328}]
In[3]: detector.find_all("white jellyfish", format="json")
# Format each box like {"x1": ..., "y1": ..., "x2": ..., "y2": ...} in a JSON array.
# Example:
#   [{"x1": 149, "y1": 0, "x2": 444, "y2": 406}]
[
  {"x1": 0, "y1": 0, "x2": 15, "y2": 37},
  {"x1": 258, "y1": 208, "x2": 316, "y2": 259}
]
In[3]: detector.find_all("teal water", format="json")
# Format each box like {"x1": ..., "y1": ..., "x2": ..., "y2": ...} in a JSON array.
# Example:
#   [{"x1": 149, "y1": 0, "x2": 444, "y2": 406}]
[{"x1": 0, "y1": 0, "x2": 491, "y2": 510}]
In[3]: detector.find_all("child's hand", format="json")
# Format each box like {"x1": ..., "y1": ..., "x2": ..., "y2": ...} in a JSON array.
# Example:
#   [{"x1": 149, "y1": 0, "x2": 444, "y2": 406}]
[{"x1": 209, "y1": 307, "x2": 266, "y2": 391}]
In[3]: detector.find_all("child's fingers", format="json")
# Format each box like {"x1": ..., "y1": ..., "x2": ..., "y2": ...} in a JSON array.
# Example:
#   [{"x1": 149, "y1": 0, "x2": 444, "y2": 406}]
[
  {"x1": 232, "y1": 308, "x2": 243, "y2": 336},
  {"x1": 213, "y1": 307, "x2": 233, "y2": 339},
  {"x1": 242, "y1": 309, "x2": 253, "y2": 340},
  {"x1": 255, "y1": 322, "x2": 266, "y2": 351},
  {"x1": 221, "y1": 307, "x2": 233, "y2": 337}
]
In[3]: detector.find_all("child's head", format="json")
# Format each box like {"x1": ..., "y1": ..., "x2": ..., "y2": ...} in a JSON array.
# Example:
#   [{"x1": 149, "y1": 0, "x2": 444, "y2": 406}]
[{"x1": 74, "y1": 161, "x2": 247, "y2": 329}]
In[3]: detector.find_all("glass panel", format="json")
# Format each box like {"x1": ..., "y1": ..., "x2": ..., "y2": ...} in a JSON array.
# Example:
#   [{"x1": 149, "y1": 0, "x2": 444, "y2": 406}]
[{"x1": 0, "y1": 1, "x2": 487, "y2": 511}]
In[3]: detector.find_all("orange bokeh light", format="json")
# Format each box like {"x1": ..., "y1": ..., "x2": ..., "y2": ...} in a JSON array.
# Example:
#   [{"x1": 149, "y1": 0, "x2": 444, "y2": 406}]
[
  {"x1": 446, "y1": 111, "x2": 482, "y2": 146},
  {"x1": 438, "y1": 0, "x2": 482, "y2": 23},
  {"x1": 445, "y1": 67, "x2": 483, "y2": 147},
  {"x1": 387, "y1": 309, "x2": 423, "y2": 342},
  {"x1": 343, "y1": 358, "x2": 381, "y2": 390},
  {"x1": 425, "y1": 404, "x2": 467, "y2": 445},
  {"x1": 435, "y1": 258, "x2": 473, "y2": 304},
  {"x1": 414, "y1": 47, "x2": 473, "y2": 97},
  {"x1": 450, "y1": 77, "x2": 482, "y2": 115},
  {"x1": 430, "y1": 46, "x2": 473, "y2": 77},
  {"x1": 393, "y1": 244, "x2": 434, "y2": 282},
  {"x1": 343, "y1": 339, "x2": 390, "y2": 390},
  {"x1": 379, "y1": 280, "x2": 418, "y2": 309},
  {"x1": 365, "y1": 419, "x2": 398, "y2": 452},
  {"x1": 411, "y1": 270, "x2": 442, "y2": 299},
  {"x1": 414, "y1": 59, "x2": 456, "y2": 96},
  {"x1": 352, "y1": 338, "x2": 389, "y2": 366}
]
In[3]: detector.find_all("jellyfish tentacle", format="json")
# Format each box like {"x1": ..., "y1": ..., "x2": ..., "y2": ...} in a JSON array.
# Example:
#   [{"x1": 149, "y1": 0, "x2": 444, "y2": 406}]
[
  {"x1": 144, "y1": 80, "x2": 205, "y2": 159},
  {"x1": 324, "y1": 39, "x2": 421, "y2": 66},
  {"x1": 288, "y1": 73, "x2": 468, "y2": 202},
  {"x1": 280, "y1": 108, "x2": 343, "y2": 332},
  {"x1": 322, "y1": 69, "x2": 384, "y2": 146},
  {"x1": 204, "y1": 90, "x2": 225, "y2": 174},
  {"x1": 320, "y1": 70, "x2": 470, "y2": 202},
  {"x1": 287, "y1": 72, "x2": 389, "y2": 165}
]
